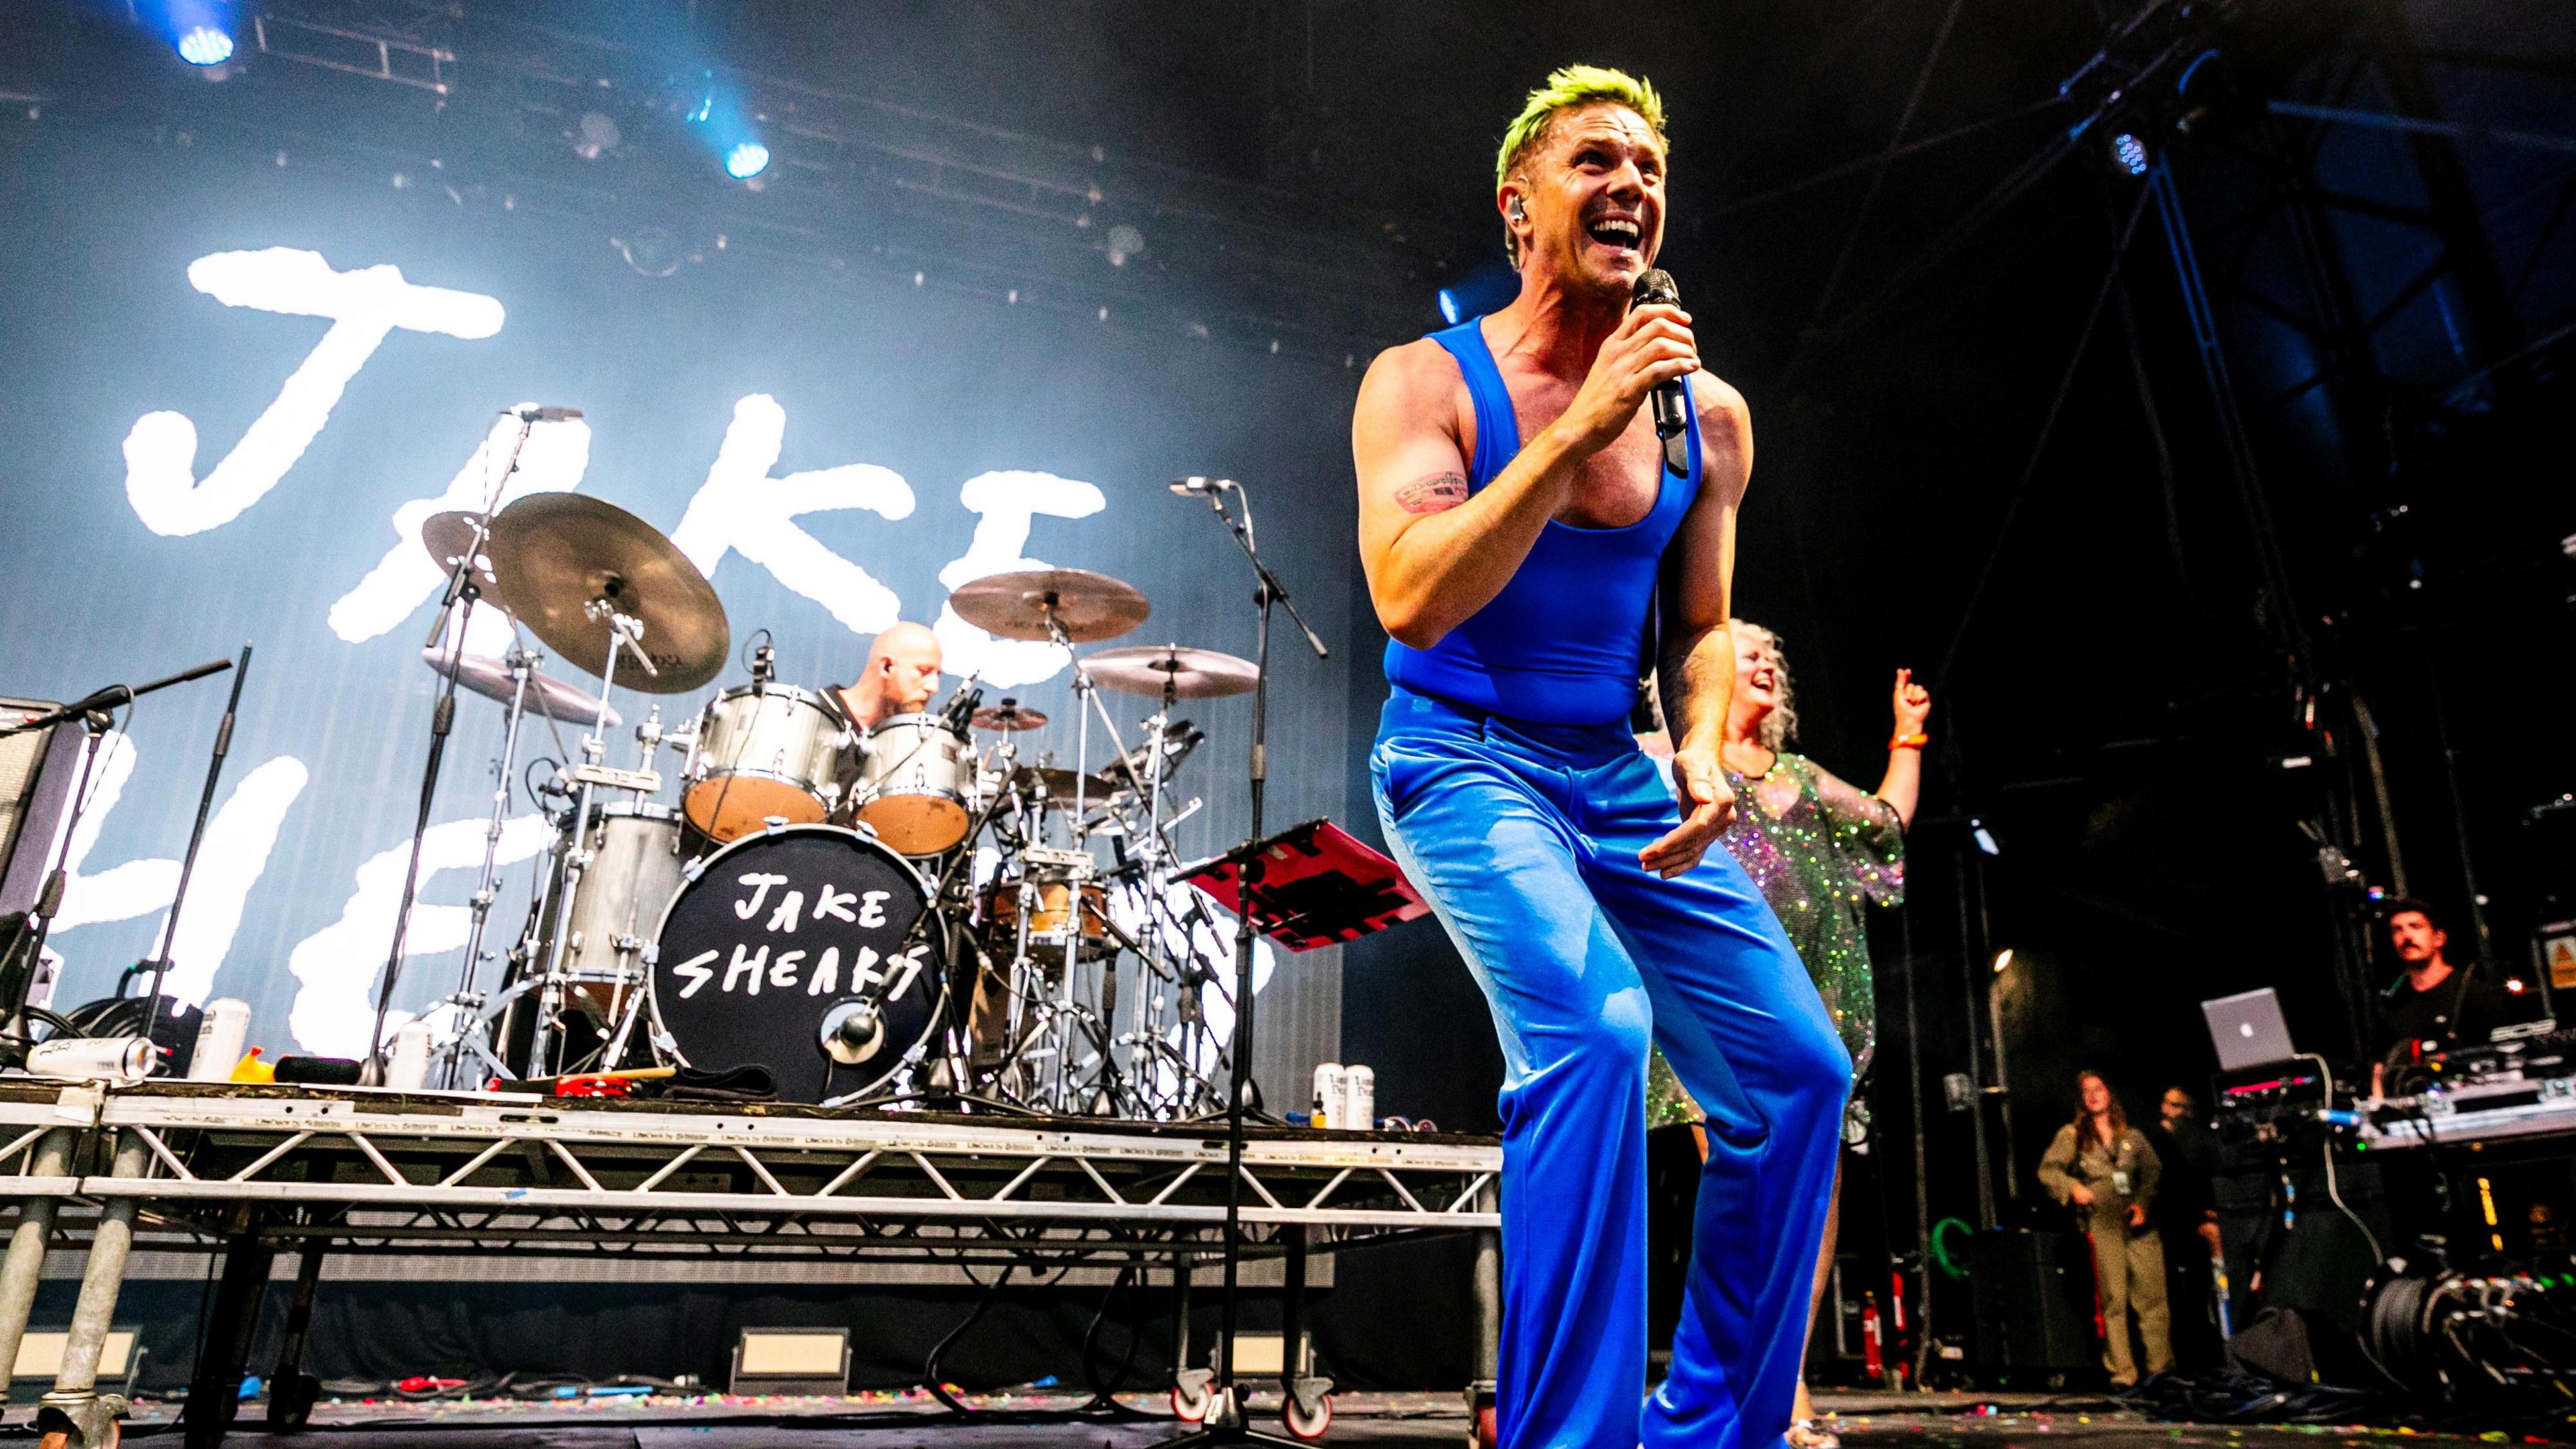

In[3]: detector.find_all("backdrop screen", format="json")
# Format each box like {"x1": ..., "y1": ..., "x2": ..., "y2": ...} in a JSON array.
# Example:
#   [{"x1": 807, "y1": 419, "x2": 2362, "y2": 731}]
[{"x1": 0, "y1": 123, "x2": 1362, "y2": 1070}]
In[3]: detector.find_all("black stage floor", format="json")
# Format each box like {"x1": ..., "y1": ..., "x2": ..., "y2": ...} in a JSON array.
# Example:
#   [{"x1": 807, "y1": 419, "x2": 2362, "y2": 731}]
[{"x1": 68, "y1": 1391, "x2": 2538, "y2": 1448}]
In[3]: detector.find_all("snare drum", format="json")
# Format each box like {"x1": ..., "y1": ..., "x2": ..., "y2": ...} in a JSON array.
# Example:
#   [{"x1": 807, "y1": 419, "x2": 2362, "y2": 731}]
[
  {"x1": 852, "y1": 714, "x2": 975, "y2": 855},
  {"x1": 979, "y1": 872, "x2": 1113, "y2": 963},
  {"x1": 683, "y1": 684, "x2": 853, "y2": 842}
]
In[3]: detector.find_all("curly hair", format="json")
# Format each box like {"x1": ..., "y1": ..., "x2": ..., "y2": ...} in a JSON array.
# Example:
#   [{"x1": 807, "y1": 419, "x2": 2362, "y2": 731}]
[
  {"x1": 1727, "y1": 619, "x2": 1798, "y2": 752},
  {"x1": 1495, "y1": 64, "x2": 1669, "y2": 264}
]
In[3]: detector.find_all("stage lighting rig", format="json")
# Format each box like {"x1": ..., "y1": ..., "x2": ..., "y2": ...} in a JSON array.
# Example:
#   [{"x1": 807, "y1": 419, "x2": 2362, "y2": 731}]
[
  {"x1": 2110, "y1": 131, "x2": 2152, "y2": 175},
  {"x1": 723, "y1": 140, "x2": 769, "y2": 180},
  {"x1": 176, "y1": 24, "x2": 234, "y2": 66}
]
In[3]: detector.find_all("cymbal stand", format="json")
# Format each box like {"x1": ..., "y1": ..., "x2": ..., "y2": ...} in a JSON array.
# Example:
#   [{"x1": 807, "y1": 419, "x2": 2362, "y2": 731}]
[
  {"x1": 433, "y1": 643, "x2": 542, "y2": 1088},
  {"x1": 369, "y1": 415, "x2": 535, "y2": 1080},
  {"x1": 525, "y1": 604, "x2": 651, "y2": 1079}
]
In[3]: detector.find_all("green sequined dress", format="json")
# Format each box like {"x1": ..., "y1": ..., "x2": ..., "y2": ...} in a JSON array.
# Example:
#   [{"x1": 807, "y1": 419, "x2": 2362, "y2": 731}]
[{"x1": 1646, "y1": 752, "x2": 1904, "y2": 1127}]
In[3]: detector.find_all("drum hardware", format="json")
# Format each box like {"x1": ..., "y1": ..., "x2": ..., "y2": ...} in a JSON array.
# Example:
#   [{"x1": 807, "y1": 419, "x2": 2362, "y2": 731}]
[
  {"x1": 373, "y1": 414, "x2": 550, "y2": 1080},
  {"x1": 428, "y1": 641, "x2": 551, "y2": 1089},
  {"x1": 569, "y1": 762, "x2": 661, "y2": 794}
]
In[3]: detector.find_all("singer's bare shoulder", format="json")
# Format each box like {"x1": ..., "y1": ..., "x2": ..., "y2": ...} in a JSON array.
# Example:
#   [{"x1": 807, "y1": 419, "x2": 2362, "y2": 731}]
[
  {"x1": 1352, "y1": 338, "x2": 1477, "y2": 489},
  {"x1": 1689, "y1": 368, "x2": 1753, "y2": 498}
]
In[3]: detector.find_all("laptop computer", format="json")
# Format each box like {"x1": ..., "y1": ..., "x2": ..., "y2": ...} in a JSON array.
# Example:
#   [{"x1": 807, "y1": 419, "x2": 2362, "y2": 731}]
[{"x1": 2202, "y1": 987, "x2": 2298, "y2": 1071}]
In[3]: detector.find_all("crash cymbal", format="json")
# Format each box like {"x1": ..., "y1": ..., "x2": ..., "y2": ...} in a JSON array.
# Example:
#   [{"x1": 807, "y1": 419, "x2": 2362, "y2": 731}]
[
  {"x1": 971, "y1": 698, "x2": 1050, "y2": 732},
  {"x1": 1082, "y1": 645, "x2": 1258, "y2": 700},
  {"x1": 422, "y1": 647, "x2": 620, "y2": 728},
  {"x1": 420, "y1": 511, "x2": 500, "y2": 592},
  {"x1": 947, "y1": 569, "x2": 1149, "y2": 644},
  {"x1": 481, "y1": 494, "x2": 729, "y2": 694}
]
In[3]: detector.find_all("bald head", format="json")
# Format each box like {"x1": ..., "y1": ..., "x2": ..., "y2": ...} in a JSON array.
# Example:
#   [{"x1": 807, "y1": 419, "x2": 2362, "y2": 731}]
[{"x1": 849, "y1": 622, "x2": 943, "y2": 727}]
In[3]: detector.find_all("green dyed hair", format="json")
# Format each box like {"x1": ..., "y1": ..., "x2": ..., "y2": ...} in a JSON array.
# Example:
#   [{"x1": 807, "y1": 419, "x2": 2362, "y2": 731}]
[{"x1": 1494, "y1": 63, "x2": 1668, "y2": 191}]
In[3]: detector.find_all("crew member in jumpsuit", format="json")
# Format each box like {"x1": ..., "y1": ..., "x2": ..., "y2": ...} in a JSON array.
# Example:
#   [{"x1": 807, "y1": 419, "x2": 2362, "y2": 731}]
[{"x1": 1350, "y1": 66, "x2": 1849, "y2": 1449}]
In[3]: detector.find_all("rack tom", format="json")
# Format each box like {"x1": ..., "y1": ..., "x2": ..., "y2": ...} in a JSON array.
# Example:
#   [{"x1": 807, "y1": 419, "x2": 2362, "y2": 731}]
[
  {"x1": 851, "y1": 714, "x2": 975, "y2": 855},
  {"x1": 682, "y1": 684, "x2": 853, "y2": 842}
]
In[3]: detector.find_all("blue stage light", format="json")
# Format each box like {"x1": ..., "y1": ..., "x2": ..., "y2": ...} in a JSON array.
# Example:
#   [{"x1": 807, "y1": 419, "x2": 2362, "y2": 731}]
[
  {"x1": 176, "y1": 24, "x2": 234, "y2": 66},
  {"x1": 724, "y1": 141, "x2": 770, "y2": 180},
  {"x1": 2111, "y1": 132, "x2": 2150, "y2": 176}
]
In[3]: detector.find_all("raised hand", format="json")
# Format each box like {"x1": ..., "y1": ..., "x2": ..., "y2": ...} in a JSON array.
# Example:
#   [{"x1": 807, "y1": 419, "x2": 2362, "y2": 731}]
[{"x1": 1892, "y1": 667, "x2": 1931, "y2": 736}]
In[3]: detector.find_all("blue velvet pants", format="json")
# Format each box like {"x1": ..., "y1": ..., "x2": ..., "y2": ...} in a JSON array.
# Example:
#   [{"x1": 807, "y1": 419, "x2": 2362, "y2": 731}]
[{"x1": 1371, "y1": 687, "x2": 1850, "y2": 1449}]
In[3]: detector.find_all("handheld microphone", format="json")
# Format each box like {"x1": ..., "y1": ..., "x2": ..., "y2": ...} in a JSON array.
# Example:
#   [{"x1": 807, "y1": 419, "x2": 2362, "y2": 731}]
[
  {"x1": 504, "y1": 406, "x2": 584, "y2": 423},
  {"x1": 1631, "y1": 270, "x2": 1691, "y2": 476},
  {"x1": 1169, "y1": 476, "x2": 1234, "y2": 498}
]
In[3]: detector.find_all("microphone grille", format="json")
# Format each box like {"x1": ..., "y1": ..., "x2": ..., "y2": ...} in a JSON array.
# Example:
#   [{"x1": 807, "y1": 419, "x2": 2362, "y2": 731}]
[{"x1": 1633, "y1": 268, "x2": 1680, "y2": 306}]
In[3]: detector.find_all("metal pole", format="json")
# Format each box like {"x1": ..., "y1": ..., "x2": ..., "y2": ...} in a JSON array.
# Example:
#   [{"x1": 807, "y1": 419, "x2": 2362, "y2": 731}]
[
  {"x1": 40, "y1": 1130, "x2": 150, "y2": 1449},
  {"x1": 0, "y1": 1128, "x2": 78, "y2": 1399}
]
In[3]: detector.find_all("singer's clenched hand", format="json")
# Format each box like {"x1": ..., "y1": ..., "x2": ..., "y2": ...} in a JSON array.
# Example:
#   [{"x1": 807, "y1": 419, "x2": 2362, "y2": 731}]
[
  {"x1": 1641, "y1": 739, "x2": 1732, "y2": 878},
  {"x1": 1552, "y1": 303, "x2": 1697, "y2": 458}
]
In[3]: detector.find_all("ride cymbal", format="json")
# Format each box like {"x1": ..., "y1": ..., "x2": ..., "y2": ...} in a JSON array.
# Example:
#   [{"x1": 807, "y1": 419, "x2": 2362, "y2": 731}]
[
  {"x1": 947, "y1": 569, "x2": 1148, "y2": 643},
  {"x1": 1082, "y1": 645, "x2": 1257, "y2": 700}
]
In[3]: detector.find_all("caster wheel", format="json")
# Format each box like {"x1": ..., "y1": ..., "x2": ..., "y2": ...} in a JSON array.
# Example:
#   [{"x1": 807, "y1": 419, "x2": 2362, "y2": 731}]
[
  {"x1": 1474, "y1": 1403, "x2": 1497, "y2": 1449},
  {"x1": 38, "y1": 1428, "x2": 115, "y2": 1449},
  {"x1": 1171, "y1": 1382, "x2": 1210, "y2": 1423},
  {"x1": 1283, "y1": 1393, "x2": 1332, "y2": 1440}
]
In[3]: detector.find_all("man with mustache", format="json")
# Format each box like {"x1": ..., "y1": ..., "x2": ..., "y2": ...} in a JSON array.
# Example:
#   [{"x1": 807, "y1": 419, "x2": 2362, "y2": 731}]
[{"x1": 1353, "y1": 64, "x2": 1847, "y2": 1449}]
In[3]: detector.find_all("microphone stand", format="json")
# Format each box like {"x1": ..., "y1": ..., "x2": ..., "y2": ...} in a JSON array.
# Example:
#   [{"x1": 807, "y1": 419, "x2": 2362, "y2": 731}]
[
  {"x1": 1, "y1": 657, "x2": 239, "y2": 1044},
  {"x1": 138, "y1": 642, "x2": 254, "y2": 1056},
  {"x1": 1162, "y1": 477, "x2": 1326, "y2": 1448},
  {"x1": 368, "y1": 414, "x2": 536, "y2": 1080}
]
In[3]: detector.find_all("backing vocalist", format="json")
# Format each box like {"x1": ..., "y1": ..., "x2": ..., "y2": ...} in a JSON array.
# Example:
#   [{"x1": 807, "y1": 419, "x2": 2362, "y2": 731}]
[{"x1": 1352, "y1": 66, "x2": 1846, "y2": 1449}]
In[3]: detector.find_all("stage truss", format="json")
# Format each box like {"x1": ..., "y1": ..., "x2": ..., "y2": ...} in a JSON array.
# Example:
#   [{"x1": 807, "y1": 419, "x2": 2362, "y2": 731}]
[{"x1": 0, "y1": 1079, "x2": 1502, "y2": 1447}]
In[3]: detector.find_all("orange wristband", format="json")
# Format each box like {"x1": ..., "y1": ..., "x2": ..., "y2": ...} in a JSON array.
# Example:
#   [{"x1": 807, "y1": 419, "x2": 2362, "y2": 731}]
[{"x1": 1889, "y1": 733, "x2": 1929, "y2": 751}]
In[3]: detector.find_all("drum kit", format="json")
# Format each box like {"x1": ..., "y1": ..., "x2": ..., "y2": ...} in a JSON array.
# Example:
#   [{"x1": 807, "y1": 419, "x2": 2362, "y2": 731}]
[{"x1": 405, "y1": 493, "x2": 1261, "y2": 1118}]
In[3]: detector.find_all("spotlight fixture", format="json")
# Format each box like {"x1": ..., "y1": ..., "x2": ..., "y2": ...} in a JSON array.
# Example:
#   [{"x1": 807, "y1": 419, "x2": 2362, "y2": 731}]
[
  {"x1": 2110, "y1": 131, "x2": 2151, "y2": 176},
  {"x1": 724, "y1": 141, "x2": 770, "y2": 180},
  {"x1": 1970, "y1": 818, "x2": 2002, "y2": 857},
  {"x1": 1106, "y1": 223, "x2": 1147, "y2": 267},
  {"x1": 1992, "y1": 949, "x2": 2015, "y2": 975},
  {"x1": 176, "y1": 24, "x2": 234, "y2": 66}
]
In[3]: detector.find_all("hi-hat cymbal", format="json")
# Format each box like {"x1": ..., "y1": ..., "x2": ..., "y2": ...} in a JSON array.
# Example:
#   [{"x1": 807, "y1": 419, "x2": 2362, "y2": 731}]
[
  {"x1": 420, "y1": 511, "x2": 500, "y2": 592},
  {"x1": 481, "y1": 494, "x2": 729, "y2": 694},
  {"x1": 422, "y1": 647, "x2": 620, "y2": 727},
  {"x1": 971, "y1": 699, "x2": 1050, "y2": 732},
  {"x1": 1083, "y1": 645, "x2": 1258, "y2": 700},
  {"x1": 1008, "y1": 765, "x2": 1125, "y2": 803},
  {"x1": 947, "y1": 569, "x2": 1149, "y2": 643}
]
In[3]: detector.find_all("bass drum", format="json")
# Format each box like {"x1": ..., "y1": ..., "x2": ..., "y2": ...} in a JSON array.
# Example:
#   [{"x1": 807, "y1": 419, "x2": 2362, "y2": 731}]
[{"x1": 649, "y1": 824, "x2": 944, "y2": 1102}]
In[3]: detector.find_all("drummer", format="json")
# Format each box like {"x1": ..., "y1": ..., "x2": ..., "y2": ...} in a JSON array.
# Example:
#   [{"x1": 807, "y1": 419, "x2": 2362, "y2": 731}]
[{"x1": 835, "y1": 622, "x2": 943, "y2": 729}]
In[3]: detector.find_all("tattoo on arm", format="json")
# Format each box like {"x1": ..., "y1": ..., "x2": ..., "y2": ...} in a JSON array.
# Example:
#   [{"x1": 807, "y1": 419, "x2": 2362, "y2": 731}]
[{"x1": 1393, "y1": 472, "x2": 1469, "y2": 515}]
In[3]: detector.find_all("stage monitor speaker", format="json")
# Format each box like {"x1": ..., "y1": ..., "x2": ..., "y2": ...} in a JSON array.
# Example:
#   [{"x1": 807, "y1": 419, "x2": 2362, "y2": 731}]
[
  {"x1": 1968, "y1": 1228, "x2": 2096, "y2": 1381},
  {"x1": 729, "y1": 1327, "x2": 849, "y2": 1395},
  {"x1": 0, "y1": 700, "x2": 80, "y2": 918}
]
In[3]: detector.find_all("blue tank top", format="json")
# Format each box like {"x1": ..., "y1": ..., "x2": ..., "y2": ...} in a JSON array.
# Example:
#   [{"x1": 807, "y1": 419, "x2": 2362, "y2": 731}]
[{"x1": 1382, "y1": 315, "x2": 1702, "y2": 727}]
